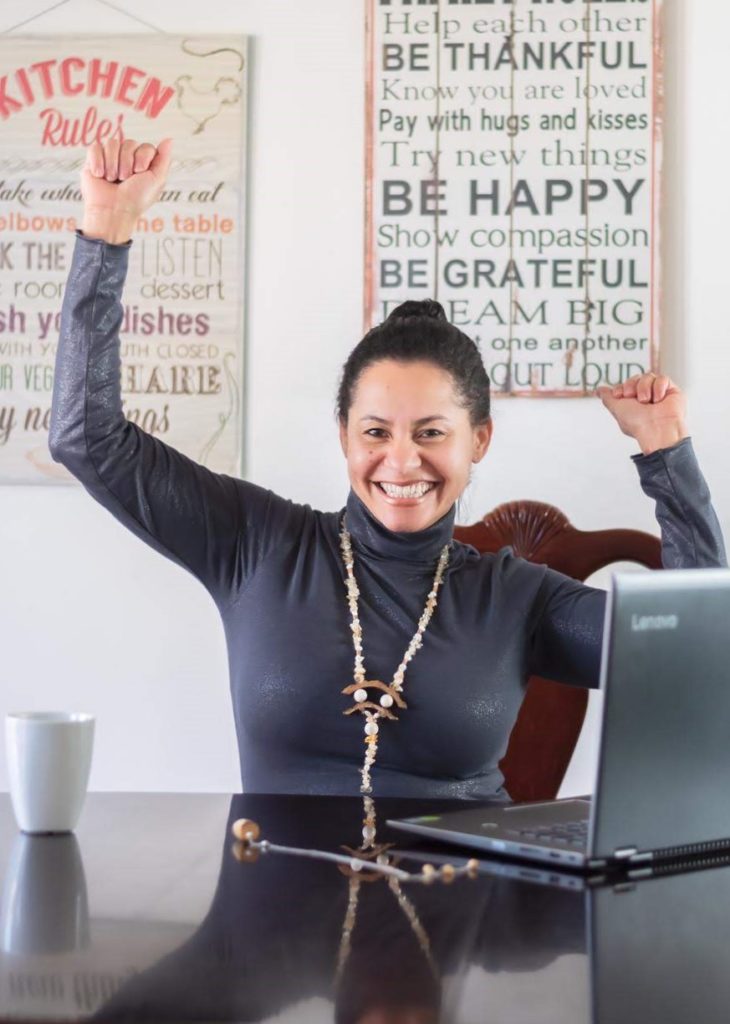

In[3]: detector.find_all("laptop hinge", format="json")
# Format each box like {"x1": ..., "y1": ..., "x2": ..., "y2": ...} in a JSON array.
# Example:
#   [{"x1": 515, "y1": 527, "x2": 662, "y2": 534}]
[{"x1": 612, "y1": 846, "x2": 638, "y2": 860}]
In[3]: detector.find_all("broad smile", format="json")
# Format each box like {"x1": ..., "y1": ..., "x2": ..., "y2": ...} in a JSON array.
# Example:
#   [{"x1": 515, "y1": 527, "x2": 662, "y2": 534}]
[{"x1": 373, "y1": 480, "x2": 439, "y2": 503}]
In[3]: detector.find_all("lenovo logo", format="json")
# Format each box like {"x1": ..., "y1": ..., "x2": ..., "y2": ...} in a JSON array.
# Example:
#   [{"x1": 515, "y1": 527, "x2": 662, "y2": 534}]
[{"x1": 631, "y1": 613, "x2": 679, "y2": 632}]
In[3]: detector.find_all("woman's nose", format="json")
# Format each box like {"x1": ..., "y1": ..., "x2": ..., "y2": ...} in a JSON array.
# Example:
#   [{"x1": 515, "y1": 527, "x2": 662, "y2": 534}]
[{"x1": 383, "y1": 436, "x2": 422, "y2": 474}]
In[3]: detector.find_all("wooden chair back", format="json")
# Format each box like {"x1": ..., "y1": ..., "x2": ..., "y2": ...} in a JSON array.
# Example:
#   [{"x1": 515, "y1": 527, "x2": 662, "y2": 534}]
[{"x1": 454, "y1": 501, "x2": 662, "y2": 802}]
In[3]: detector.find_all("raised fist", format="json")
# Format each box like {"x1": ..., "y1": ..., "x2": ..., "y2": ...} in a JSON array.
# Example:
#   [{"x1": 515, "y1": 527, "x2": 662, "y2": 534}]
[
  {"x1": 80, "y1": 137, "x2": 173, "y2": 243},
  {"x1": 597, "y1": 373, "x2": 689, "y2": 455}
]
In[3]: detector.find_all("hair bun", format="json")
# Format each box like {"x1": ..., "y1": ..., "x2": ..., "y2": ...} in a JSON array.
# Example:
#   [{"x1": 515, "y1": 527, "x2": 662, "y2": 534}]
[{"x1": 385, "y1": 299, "x2": 447, "y2": 323}]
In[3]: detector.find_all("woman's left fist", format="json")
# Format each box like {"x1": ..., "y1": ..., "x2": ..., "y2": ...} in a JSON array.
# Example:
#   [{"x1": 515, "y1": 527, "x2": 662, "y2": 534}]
[{"x1": 596, "y1": 373, "x2": 688, "y2": 455}]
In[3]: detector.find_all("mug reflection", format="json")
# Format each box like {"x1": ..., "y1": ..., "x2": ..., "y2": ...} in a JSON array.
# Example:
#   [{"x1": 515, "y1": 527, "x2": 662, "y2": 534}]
[{"x1": 1, "y1": 832, "x2": 89, "y2": 956}]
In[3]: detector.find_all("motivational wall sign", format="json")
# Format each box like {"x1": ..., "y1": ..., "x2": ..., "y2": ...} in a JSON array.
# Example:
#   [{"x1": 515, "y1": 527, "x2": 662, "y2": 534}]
[
  {"x1": 365, "y1": 0, "x2": 662, "y2": 396},
  {"x1": 0, "y1": 35, "x2": 247, "y2": 483}
]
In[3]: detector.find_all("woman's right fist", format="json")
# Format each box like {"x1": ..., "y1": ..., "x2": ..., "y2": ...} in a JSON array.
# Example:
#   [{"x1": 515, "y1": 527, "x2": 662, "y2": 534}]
[{"x1": 80, "y1": 137, "x2": 173, "y2": 243}]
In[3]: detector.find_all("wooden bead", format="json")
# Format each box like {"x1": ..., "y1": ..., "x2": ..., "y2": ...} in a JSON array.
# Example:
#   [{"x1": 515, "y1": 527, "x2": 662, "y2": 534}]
[{"x1": 231, "y1": 818, "x2": 261, "y2": 842}]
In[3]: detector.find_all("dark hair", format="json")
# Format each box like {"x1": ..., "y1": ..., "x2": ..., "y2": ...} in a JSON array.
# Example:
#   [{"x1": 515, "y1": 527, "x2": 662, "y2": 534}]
[{"x1": 336, "y1": 299, "x2": 491, "y2": 426}]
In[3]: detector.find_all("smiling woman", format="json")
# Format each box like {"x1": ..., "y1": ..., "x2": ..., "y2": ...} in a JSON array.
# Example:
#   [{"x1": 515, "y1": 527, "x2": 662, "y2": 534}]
[{"x1": 48, "y1": 137, "x2": 727, "y2": 801}]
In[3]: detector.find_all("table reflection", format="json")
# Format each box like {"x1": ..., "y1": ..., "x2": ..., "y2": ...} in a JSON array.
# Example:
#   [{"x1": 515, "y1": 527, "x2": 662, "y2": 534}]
[
  {"x1": 87, "y1": 795, "x2": 511, "y2": 1023},
  {"x1": 0, "y1": 793, "x2": 729, "y2": 1022}
]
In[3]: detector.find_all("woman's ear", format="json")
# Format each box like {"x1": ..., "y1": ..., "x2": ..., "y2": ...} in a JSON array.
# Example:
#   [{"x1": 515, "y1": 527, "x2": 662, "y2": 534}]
[
  {"x1": 472, "y1": 418, "x2": 493, "y2": 463},
  {"x1": 338, "y1": 418, "x2": 348, "y2": 457}
]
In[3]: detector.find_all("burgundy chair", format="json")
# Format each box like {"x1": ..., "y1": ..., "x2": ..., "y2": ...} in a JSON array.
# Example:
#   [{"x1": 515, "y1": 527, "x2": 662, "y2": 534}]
[{"x1": 454, "y1": 501, "x2": 662, "y2": 802}]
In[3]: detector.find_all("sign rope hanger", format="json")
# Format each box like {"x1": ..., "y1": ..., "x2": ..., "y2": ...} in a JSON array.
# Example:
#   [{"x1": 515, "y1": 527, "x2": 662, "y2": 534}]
[{"x1": 1, "y1": 0, "x2": 167, "y2": 36}]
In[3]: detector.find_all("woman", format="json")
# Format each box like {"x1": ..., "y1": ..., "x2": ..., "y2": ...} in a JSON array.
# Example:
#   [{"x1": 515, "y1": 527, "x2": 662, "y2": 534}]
[{"x1": 49, "y1": 138, "x2": 726, "y2": 801}]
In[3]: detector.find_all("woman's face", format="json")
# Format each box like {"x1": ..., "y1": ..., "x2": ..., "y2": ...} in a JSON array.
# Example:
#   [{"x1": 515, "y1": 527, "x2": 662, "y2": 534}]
[{"x1": 339, "y1": 359, "x2": 492, "y2": 533}]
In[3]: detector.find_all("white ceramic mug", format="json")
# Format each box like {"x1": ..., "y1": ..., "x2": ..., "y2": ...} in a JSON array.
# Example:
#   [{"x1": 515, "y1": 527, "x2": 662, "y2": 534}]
[{"x1": 5, "y1": 712, "x2": 95, "y2": 833}]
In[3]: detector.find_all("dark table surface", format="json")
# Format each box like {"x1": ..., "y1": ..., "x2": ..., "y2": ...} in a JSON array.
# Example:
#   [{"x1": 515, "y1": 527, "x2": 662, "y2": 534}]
[{"x1": 1, "y1": 791, "x2": 729, "y2": 1023}]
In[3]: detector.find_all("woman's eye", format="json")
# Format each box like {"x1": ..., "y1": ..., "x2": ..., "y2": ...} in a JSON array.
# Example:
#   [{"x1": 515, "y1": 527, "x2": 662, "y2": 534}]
[{"x1": 363, "y1": 428, "x2": 443, "y2": 439}]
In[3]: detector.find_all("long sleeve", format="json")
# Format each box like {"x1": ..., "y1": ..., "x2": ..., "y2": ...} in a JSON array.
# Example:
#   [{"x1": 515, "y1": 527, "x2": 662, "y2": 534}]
[
  {"x1": 528, "y1": 437, "x2": 727, "y2": 689},
  {"x1": 630, "y1": 437, "x2": 727, "y2": 569},
  {"x1": 49, "y1": 231, "x2": 308, "y2": 609}
]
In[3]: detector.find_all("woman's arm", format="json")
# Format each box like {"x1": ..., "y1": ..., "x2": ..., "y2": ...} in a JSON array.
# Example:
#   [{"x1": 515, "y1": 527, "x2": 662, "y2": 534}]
[
  {"x1": 597, "y1": 374, "x2": 726, "y2": 568},
  {"x1": 630, "y1": 437, "x2": 727, "y2": 569},
  {"x1": 49, "y1": 139, "x2": 306, "y2": 609},
  {"x1": 529, "y1": 435, "x2": 727, "y2": 688}
]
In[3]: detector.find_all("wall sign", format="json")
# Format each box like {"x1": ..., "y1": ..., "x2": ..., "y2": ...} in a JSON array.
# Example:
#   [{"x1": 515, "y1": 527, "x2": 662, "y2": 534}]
[
  {"x1": 0, "y1": 35, "x2": 247, "y2": 483},
  {"x1": 365, "y1": 0, "x2": 662, "y2": 395}
]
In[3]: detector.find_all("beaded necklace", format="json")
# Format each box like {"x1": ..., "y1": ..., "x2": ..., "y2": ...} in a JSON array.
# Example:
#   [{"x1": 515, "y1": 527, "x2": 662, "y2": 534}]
[{"x1": 339, "y1": 513, "x2": 451, "y2": 794}]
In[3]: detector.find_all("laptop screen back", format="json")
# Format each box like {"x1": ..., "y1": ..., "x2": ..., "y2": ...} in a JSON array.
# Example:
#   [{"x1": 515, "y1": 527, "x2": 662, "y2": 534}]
[{"x1": 590, "y1": 568, "x2": 730, "y2": 859}]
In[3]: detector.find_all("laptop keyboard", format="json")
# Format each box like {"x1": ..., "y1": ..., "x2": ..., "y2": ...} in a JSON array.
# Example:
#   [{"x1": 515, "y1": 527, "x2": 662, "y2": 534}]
[{"x1": 506, "y1": 819, "x2": 588, "y2": 848}]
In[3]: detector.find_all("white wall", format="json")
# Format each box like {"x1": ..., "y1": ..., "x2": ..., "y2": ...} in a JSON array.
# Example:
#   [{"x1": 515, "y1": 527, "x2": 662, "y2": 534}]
[{"x1": 1, "y1": 0, "x2": 727, "y2": 794}]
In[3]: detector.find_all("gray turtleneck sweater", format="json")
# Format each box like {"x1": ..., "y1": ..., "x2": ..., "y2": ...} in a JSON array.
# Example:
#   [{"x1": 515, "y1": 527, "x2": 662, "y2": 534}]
[{"x1": 49, "y1": 232, "x2": 727, "y2": 800}]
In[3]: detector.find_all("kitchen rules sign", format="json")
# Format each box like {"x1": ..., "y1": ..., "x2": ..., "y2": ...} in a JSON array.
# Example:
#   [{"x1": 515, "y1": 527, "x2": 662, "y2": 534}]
[
  {"x1": 0, "y1": 36, "x2": 247, "y2": 483},
  {"x1": 364, "y1": 1, "x2": 662, "y2": 396}
]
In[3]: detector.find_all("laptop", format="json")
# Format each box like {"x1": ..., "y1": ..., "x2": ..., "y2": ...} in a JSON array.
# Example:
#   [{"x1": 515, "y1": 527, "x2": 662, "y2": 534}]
[{"x1": 387, "y1": 567, "x2": 730, "y2": 872}]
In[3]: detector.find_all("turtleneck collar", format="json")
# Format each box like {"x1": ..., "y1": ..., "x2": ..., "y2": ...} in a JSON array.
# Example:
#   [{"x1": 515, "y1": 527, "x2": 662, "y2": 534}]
[{"x1": 342, "y1": 488, "x2": 456, "y2": 565}]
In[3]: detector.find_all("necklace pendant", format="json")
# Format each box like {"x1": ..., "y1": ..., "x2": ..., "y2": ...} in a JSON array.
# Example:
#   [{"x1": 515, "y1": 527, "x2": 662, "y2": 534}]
[{"x1": 341, "y1": 680, "x2": 407, "y2": 720}]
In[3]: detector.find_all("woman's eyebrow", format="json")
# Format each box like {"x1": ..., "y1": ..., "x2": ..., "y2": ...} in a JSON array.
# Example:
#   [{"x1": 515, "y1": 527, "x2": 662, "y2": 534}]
[{"x1": 358, "y1": 415, "x2": 451, "y2": 426}]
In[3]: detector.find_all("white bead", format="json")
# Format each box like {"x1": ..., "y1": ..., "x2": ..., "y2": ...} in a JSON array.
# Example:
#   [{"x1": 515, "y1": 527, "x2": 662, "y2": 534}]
[
  {"x1": 379, "y1": 693, "x2": 394, "y2": 708},
  {"x1": 362, "y1": 825, "x2": 376, "y2": 840},
  {"x1": 350, "y1": 858, "x2": 363, "y2": 872},
  {"x1": 354, "y1": 688, "x2": 367, "y2": 703},
  {"x1": 364, "y1": 722, "x2": 379, "y2": 736}
]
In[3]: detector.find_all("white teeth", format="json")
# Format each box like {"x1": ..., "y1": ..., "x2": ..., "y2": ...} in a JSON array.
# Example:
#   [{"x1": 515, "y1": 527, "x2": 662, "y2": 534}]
[{"x1": 379, "y1": 482, "x2": 435, "y2": 499}]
